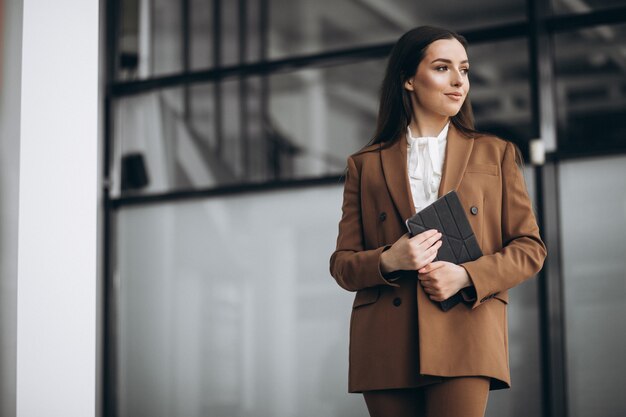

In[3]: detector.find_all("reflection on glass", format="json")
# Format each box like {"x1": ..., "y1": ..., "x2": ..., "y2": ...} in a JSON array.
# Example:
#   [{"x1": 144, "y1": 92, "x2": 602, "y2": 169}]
[
  {"x1": 117, "y1": 0, "x2": 185, "y2": 80},
  {"x1": 112, "y1": 59, "x2": 386, "y2": 196},
  {"x1": 114, "y1": 186, "x2": 368, "y2": 417},
  {"x1": 268, "y1": 0, "x2": 526, "y2": 59},
  {"x1": 554, "y1": 23, "x2": 626, "y2": 155},
  {"x1": 112, "y1": 87, "x2": 185, "y2": 197},
  {"x1": 190, "y1": 0, "x2": 214, "y2": 71},
  {"x1": 468, "y1": 38, "x2": 532, "y2": 148},
  {"x1": 559, "y1": 155, "x2": 626, "y2": 417},
  {"x1": 112, "y1": 35, "x2": 535, "y2": 195},
  {"x1": 268, "y1": 60, "x2": 385, "y2": 178},
  {"x1": 551, "y1": 0, "x2": 626, "y2": 15}
]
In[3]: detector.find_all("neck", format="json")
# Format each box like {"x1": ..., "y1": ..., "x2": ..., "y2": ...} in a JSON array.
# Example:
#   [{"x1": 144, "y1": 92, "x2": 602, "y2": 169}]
[
  {"x1": 407, "y1": 97, "x2": 451, "y2": 136},
  {"x1": 408, "y1": 114, "x2": 450, "y2": 137}
]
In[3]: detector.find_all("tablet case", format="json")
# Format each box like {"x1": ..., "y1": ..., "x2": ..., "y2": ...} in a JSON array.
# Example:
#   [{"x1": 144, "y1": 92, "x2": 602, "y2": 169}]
[{"x1": 405, "y1": 190, "x2": 483, "y2": 311}]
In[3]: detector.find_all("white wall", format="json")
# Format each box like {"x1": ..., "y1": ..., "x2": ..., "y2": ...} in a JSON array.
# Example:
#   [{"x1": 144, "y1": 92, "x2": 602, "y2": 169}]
[
  {"x1": 0, "y1": 0, "x2": 23, "y2": 416},
  {"x1": 16, "y1": 0, "x2": 100, "y2": 416}
]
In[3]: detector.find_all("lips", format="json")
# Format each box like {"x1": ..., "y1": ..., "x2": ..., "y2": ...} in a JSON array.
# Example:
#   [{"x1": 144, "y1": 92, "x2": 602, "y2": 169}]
[{"x1": 445, "y1": 93, "x2": 463, "y2": 101}]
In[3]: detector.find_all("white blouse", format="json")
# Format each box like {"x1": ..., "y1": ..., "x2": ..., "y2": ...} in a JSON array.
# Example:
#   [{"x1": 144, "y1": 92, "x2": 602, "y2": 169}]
[{"x1": 406, "y1": 121, "x2": 449, "y2": 212}]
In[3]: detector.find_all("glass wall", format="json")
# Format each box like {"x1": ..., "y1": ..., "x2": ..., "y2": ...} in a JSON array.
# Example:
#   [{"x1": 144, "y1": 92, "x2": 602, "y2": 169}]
[
  {"x1": 468, "y1": 37, "x2": 533, "y2": 148},
  {"x1": 113, "y1": 186, "x2": 368, "y2": 417},
  {"x1": 553, "y1": 22, "x2": 626, "y2": 156},
  {"x1": 551, "y1": 0, "x2": 626, "y2": 15},
  {"x1": 106, "y1": 1, "x2": 626, "y2": 416},
  {"x1": 559, "y1": 155, "x2": 626, "y2": 417},
  {"x1": 115, "y1": 0, "x2": 528, "y2": 80},
  {"x1": 268, "y1": 0, "x2": 526, "y2": 59}
]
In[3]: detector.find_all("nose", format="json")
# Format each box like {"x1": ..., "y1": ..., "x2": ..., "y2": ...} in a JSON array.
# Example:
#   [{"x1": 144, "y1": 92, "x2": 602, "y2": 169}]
[
  {"x1": 452, "y1": 71, "x2": 464, "y2": 87},
  {"x1": 451, "y1": 67, "x2": 466, "y2": 87}
]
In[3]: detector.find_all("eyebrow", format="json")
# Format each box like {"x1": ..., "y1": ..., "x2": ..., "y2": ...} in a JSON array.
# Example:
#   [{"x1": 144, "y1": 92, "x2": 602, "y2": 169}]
[{"x1": 431, "y1": 58, "x2": 469, "y2": 64}]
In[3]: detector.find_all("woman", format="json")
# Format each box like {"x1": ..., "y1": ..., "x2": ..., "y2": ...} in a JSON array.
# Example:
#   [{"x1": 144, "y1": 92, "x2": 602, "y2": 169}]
[{"x1": 329, "y1": 26, "x2": 547, "y2": 417}]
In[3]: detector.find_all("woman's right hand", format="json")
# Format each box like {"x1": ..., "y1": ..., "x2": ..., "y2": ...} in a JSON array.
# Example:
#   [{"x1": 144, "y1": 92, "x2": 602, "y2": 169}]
[{"x1": 380, "y1": 229, "x2": 442, "y2": 275}]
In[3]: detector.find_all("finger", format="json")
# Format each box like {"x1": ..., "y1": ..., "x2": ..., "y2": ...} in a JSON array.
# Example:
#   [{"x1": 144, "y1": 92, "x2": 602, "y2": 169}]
[
  {"x1": 412, "y1": 229, "x2": 440, "y2": 245},
  {"x1": 419, "y1": 277, "x2": 431, "y2": 286},
  {"x1": 418, "y1": 243, "x2": 442, "y2": 271},
  {"x1": 417, "y1": 231, "x2": 442, "y2": 248},
  {"x1": 417, "y1": 273, "x2": 427, "y2": 281},
  {"x1": 422, "y1": 261, "x2": 446, "y2": 273},
  {"x1": 418, "y1": 255, "x2": 443, "y2": 273},
  {"x1": 425, "y1": 232, "x2": 443, "y2": 248},
  {"x1": 422, "y1": 284, "x2": 435, "y2": 293}
]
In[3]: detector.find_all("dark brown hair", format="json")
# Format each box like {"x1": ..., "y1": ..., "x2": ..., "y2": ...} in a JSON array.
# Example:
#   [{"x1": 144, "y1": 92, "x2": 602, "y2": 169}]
[{"x1": 366, "y1": 25, "x2": 482, "y2": 149}]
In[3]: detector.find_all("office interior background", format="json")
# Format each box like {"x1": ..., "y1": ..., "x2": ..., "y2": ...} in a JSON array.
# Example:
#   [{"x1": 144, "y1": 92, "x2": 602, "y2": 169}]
[{"x1": 1, "y1": 0, "x2": 626, "y2": 416}]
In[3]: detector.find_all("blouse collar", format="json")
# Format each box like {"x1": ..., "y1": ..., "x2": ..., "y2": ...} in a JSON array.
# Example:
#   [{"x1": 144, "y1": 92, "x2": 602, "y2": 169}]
[{"x1": 406, "y1": 121, "x2": 449, "y2": 199}]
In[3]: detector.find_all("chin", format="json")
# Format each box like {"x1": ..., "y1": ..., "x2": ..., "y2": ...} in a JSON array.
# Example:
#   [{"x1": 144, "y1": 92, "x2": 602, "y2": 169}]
[
  {"x1": 439, "y1": 109, "x2": 460, "y2": 117},
  {"x1": 443, "y1": 105, "x2": 463, "y2": 116}
]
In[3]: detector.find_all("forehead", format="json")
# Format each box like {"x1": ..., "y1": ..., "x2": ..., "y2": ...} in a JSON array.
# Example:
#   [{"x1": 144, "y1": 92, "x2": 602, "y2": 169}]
[{"x1": 423, "y1": 38, "x2": 468, "y2": 62}]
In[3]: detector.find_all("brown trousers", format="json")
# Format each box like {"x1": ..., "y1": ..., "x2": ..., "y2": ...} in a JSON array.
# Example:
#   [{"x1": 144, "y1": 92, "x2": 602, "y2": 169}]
[{"x1": 363, "y1": 376, "x2": 490, "y2": 417}]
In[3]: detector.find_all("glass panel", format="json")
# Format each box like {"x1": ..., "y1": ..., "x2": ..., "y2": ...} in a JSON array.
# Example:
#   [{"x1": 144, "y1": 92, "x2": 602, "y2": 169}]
[
  {"x1": 152, "y1": 0, "x2": 184, "y2": 77},
  {"x1": 190, "y1": 0, "x2": 214, "y2": 71},
  {"x1": 111, "y1": 87, "x2": 185, "y2": 197},
  {"x1": 268, "y1": 0, "x2": 526, "y2": 59},
  {"x1": 551, "y1": 0, "x2": 626, "y2": 14},
  {"x1": 553, "y1": 23, "x2": 626, "y2": 155},
  {"x1": 117, "y1": 0, "x2": 215, "y2": 80},
  {"x1": 559, "y1": 155, "x2": 626, "y2": 417},
  {"x1": 468, "y1": 37, "x2": 533, "y2": 151},
  {"x1": 118, "y1": 0, "x2": 140, "y2": 80},
  {"x1": 113, "y1": 34, "x2": 535, "y2": 195},
  {"x1": 114, "y1": 186, "x2": 368, "y2": 417},
  {"x1": 112, "y1": 79, "x2": 261, "y2": 197},
  {"x1": 220, "y1": 0, "x2": 240, "y2": 67},
  {"x1": 112, "y1": 59, "x2": 386, "y2": 196},
  {"x1": 268, "y1": 59, "x2": 385, "y2": 178}
]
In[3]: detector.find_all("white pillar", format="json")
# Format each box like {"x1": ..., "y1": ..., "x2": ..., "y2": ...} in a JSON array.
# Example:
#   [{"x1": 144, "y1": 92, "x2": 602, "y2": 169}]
[{"x1": 16, "y1": 0, "x2": 100, "y2": 416}]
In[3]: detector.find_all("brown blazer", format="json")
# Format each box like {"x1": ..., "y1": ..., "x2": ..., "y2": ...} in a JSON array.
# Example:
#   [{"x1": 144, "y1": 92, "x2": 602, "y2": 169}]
[{"x1": 329, "y1": 123, "x2": 547, "y2": 392}]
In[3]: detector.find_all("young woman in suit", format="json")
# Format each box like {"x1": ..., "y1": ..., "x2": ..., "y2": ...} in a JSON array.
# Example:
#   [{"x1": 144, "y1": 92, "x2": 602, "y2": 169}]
[{"x1": 329, "y1": 26, "x2": 547, "y2": 417}]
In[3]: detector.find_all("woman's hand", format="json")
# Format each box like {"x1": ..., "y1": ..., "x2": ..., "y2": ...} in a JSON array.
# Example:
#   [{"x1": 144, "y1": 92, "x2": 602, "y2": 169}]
[
  {"x1": 417, "y1": 261, "x2": 472, "y2": 301},
  {"x1": 380, "y1": 229, "x2": 442, "y2": 274}
]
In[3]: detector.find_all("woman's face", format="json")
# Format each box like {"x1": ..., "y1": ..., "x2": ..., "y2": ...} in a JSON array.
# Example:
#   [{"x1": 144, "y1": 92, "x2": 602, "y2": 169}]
[{"x1": 404, "y1": 38, "x2": 470, "y2": 118}]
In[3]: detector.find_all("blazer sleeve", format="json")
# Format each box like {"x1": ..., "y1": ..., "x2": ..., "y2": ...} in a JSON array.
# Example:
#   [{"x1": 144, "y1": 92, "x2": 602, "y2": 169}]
[
  {"x1": 329, "y1": 155, "x2": 401, "y2": 292},
  {"x1": 460, "y1": 141, "x2": 547, "y2": 309}
]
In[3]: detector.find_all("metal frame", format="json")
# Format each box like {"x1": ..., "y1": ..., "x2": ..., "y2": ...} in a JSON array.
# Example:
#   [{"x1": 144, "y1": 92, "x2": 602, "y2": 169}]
[
  {"x1": 102, "y1": 3, "x2": 626, "y2": 416},
  {"x1": 527, "y1": 1, "x2": 569, "y2": 416},
  {"x1": 103, "y1": 0, "x2": 118, "y2": 415}
]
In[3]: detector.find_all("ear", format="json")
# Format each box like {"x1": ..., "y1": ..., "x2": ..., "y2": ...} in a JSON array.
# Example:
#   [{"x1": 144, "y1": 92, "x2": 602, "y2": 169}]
[{"x1": 404, "y1": 77, "x2": 415, "y2": 92}]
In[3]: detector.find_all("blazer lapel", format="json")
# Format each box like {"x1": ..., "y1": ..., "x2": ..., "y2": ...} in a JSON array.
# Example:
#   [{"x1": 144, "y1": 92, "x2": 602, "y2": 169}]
[
  {"x1": 380, "y1": 122, "x2": 474, "y2": 222},
  {"x1": 380, "y1": 132, "x2": 413, "y2": 222},
  {"x1": 437, "y1": 123, "x2": 474, "y2": 198}
]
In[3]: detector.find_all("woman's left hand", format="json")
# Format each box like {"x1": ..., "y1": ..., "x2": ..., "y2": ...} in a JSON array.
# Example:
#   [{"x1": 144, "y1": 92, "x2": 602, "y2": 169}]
[{"x1": 417, "y1": 261, "x2": 472, "y2": 301}]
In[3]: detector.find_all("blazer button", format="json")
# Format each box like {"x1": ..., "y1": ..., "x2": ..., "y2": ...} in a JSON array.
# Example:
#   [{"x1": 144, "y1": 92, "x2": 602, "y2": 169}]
[
  {"x1": 393, "y1": 297, "x2": 402, "y2": 307},
  {"x1": 379, "y1": 212, "x2": 387, "y2": 221},
  {"x1": 470, "y1": 206, "x2": 478, "y2": 215}
]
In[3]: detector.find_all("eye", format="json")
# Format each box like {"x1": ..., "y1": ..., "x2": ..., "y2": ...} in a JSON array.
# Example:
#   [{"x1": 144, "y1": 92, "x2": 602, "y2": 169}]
[
  {"x1": 435, "y1": 65, "x2": 448, "y2": 71},
  {"x1": 461, "y1": 67, "x2": 470, "y2": 75}
]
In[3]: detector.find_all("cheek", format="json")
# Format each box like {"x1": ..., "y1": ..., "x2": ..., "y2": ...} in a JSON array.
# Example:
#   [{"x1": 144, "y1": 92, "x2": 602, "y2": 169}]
[
  {"x1": 416, "y1": 76, "x2": 447, "y2": 103},
  {"x1": 418, "y1": 74, "x2": 446, "y2": 92}
]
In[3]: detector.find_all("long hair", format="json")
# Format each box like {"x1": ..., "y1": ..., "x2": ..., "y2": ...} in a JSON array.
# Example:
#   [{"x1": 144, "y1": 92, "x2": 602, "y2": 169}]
[{"x1": 365, "y1": 26, "x2": 482, "y2": 149}]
